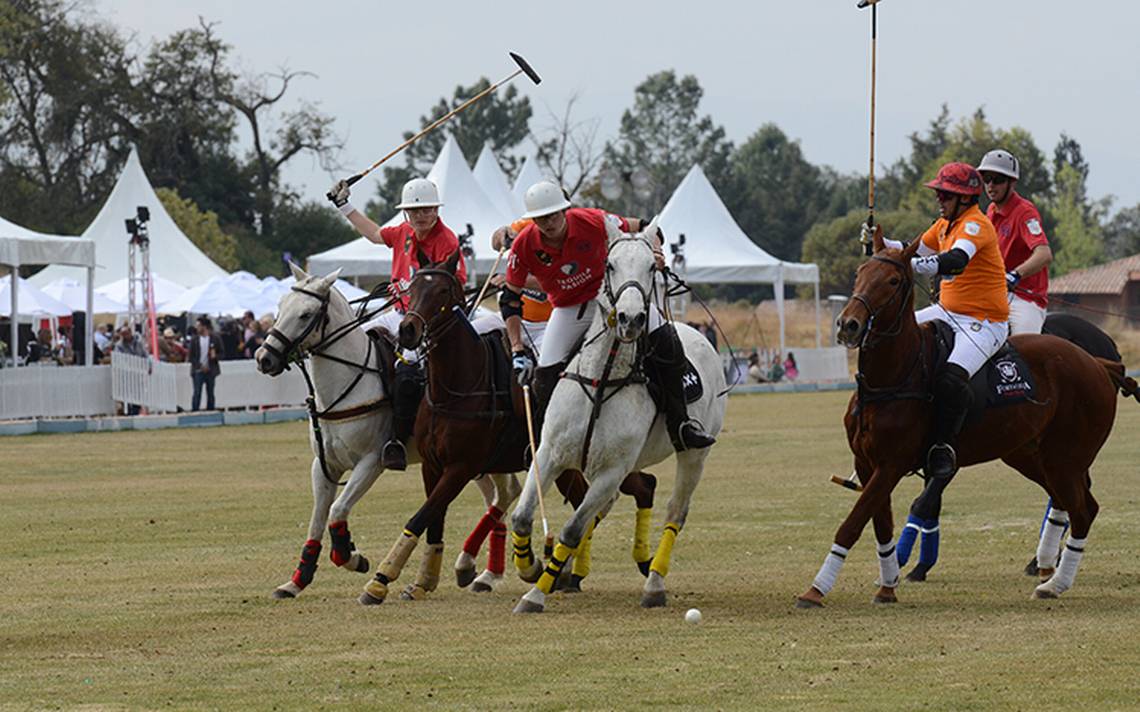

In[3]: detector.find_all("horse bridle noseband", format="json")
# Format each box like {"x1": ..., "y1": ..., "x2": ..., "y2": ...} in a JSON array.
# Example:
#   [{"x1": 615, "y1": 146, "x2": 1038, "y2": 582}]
[
  {"x1": 848, "y1": 254, "x2": 914, "y2": 350},
  {"x1": 403, "y1": 268, "x2": 468, "y2": 351},
  {"x1": 601, "y1": 235, "x2": 657, "y2": 343},
  {"x1": 262, "y1": 285, "x2": 332, "y2": 366}
]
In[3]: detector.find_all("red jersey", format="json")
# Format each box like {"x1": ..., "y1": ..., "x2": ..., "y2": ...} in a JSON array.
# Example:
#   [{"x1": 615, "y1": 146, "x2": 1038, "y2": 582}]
[
  {"x1": 379, "y1": 220, "x2": 467, "y2": 311},
  {"x1": 505, "y1": 208, "x2": 629, "y2": 307},
  {"x1": 987, "y1": 192, "x2": 1049, "y2": 308}
]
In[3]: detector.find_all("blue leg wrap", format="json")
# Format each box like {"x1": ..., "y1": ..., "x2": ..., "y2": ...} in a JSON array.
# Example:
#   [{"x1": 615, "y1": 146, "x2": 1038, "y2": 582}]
[
  {"x1": 917, "y1": 517, "x2": 940, "y2": 568},
  {"x1": 1038, "y1": 499, "x2": 1053, "y2": 537},
  {"x1": 896, "y1": 515, "x2": 923, "y2": 567}
]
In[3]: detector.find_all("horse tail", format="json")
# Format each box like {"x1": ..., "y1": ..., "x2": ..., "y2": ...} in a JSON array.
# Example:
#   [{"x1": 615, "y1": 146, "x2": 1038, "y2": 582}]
[{"x1": 1095, "y1": 357, "x2": 1140, "y2": 403}]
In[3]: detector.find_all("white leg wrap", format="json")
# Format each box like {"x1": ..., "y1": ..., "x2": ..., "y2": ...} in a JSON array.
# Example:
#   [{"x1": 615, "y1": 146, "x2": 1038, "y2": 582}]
[
  {"x1": 1051, "y1": 536, "x2": 1085, "y2": 594},
  {"x1": 1036, "y1": 509, "x2": 1069, "y2": 568},
  {"x1": 877, "y1": 539, "x2": 899, "y2": 588},
  {"x1": 811, "y1": 544, "x2": 850, "y2": 596}
]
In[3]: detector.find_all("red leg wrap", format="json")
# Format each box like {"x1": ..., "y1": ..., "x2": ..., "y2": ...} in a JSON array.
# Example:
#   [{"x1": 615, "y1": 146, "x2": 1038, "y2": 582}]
[
  {"x1": 488, "y1": 522, "x2": 507, "y2": 575},
  {"x1": 462, "y1": 506, "x2": 503, "y2": 557},
  {"x1": 328, "y1": 520, "x2": 353, "y2": 566},
  {"x1": 291, "y1": 539, "x2": 322, "y2": 588}
]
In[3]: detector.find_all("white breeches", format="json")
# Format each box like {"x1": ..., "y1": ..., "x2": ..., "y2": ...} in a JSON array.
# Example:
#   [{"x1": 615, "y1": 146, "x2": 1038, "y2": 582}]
[
  {"x1": 537, "y1": 299, "x2": 664, "y2": 367},
  {"x1": 915, "y1": 305, "x2": 1009, "y2": 377},
  {"x1": 361, "y1": 307, "x2": 505, "y2": 364},
  {"x1": 1008, "y1": 295, "x2": 1046, "y2": 336},
  {"x1": 519, "y1": 319, "x2": 547, "y2": 357}
]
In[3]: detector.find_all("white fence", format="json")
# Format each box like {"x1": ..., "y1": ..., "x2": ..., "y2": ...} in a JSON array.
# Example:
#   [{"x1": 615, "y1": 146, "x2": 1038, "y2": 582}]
[
  {"x1": 722, "y1": 346, "x2": 851, "y2": 386},
  {"x1": 1, "y1": 358, "x2": 309, "y2": 420}
]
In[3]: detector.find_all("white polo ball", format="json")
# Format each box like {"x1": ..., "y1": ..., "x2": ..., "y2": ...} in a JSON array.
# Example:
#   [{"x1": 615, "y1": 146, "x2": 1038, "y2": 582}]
[{"x1": 684, "y1": 608, "x2": 702, "y2": 624}]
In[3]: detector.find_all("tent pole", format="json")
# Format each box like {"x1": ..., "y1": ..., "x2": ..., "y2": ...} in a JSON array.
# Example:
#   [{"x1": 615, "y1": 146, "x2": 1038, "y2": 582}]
[
  {"x1": 86, "y1": 266, "x2": 95, "y2": 366},
  {"x1": 10, "y1": 266, "x2": 19, "y2": 368},
  {"x1": 775, "y1": 271, "x2": 786, "y2": 359},
  {"x1": 814, "y1": 277, "x2": 821, "y2": 348}
]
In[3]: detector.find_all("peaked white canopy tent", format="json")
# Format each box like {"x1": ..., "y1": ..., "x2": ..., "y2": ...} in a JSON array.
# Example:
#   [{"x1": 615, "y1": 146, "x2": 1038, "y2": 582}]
[
  {"x1": 473, "y1": 142, "x2": 524, "y2": 218},
  {"x1": 0, "y1": 224, "x2": 97, "y2": 365},
  {"x1": 656, "y1": 164, "x2": 821, "y2": 355},
  {"x1": 512, "y1": 154, "x2": 546, "y2": 205},
  {"x1": 307, "y1": 135, "x2": 514, "y2": 280},
  {"x1": 40, "y1": 278, "x2": 129, "y2": 314},
  {"x1": 30, "y1": 147, "x2": 227, "y2": 290}
]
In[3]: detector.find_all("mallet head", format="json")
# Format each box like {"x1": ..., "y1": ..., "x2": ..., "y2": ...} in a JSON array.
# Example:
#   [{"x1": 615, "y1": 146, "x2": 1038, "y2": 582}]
[{"x1": 509, "y1": 52, "x2": 542, "y2": 85}]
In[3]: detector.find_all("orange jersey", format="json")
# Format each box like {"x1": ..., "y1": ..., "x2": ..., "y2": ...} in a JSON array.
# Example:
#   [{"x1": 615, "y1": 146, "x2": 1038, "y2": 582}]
[
  {"x1": 919, "y1": 205, "x2": 1009, "y2": 323},
  {"x1": 509, "y1": 218, "x2": 553, "y2": 322}
]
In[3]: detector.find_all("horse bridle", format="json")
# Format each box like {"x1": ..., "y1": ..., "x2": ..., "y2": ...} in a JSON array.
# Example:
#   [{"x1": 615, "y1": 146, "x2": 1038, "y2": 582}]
[
  {"x1": 848, "y1": 254, "x2": 914, "y2": 350},
  {"x1": 403, "y1": 268, "x2": 468, "y2": 351},
  {"x1": 601, "y1": 235, "x2": 657, "y2": 343},
  {"x1": 262, "y1": 285, "x2": 332, "y2": 366}
]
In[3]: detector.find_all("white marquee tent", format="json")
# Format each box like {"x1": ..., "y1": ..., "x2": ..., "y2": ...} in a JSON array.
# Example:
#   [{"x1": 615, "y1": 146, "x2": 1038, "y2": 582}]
[
  {"x1": 512, "y1": 154, "x2": 546, "y2": 205},
  {"x1": 473, "y1": 142, "x2": 523, "y2": 218},
  {"x1": 40, "y1": 278, "x2": 128, "y2": 314},
  {"x1": 307, "y1": 135, "x2": 514, "y2": 280},
  {"x1": 657, "y1": 164, "x2": 821, "y2": 354},
  {"x1": 30, "y1": 147, "x2": 227, "y2": 290}
]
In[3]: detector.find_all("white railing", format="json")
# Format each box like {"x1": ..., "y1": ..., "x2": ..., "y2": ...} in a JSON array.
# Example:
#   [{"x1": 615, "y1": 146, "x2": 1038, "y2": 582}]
[
  {"x1": 110, "y1": 352, "x2": 182, "y2": 412},
  {"x1": 0, "y1": 365, "x2": 115, "y2": 419}
]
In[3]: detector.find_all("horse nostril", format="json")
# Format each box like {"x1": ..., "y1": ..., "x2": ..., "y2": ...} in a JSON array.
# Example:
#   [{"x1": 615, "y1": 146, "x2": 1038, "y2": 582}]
[
  {"x1": 843, "y1": 319, "x2": 859, "y2": 333},
  {"x1": 633, "y1": 313, "x2": 646, "y2": 329},
  {"x1": 618, "y1": 312, "x2": 628, "y2": 324}
]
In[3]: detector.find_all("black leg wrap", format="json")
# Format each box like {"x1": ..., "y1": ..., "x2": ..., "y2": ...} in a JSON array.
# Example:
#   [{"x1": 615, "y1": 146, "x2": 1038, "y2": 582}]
[
  {"x1": 529, "y1": 363, "x2": 564, "y2": 447},
  {"x1": 646, "y1": 323, "x2": 715, "y2": 451},
  {"x1": 926, "y1": 364, "x2": 971, "y2": 481}
]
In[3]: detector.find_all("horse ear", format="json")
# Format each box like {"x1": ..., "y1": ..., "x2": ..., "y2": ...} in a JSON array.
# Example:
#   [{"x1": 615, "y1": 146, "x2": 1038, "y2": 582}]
[
  {"x1": 641, "y1": 215, "x2": 661, "y2": 243},
  {"x1": 871, "y1": 224, "x2": 885, "y2": 254},
  {"x1": 444, "y1": 248, "x2": 460, "y2": 275},
  {"x1": 604, "y1": 216, "x2": 624, "y2": 245},
  {"x1": 289, "y1": 262, "x2": 309, "y2": 281},
  {"x1": 416, "y1": 246, "x2": 432, "y2": 269},
  {"x1": 902, "y1": 236, "x2": 922, "y2": 260}
]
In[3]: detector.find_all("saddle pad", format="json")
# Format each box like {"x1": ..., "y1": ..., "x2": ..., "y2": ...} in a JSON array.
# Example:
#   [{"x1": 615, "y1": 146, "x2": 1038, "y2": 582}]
[
  {"x1": 930, "y1": 321, "x2": 1035, "y2": 420},
  {"x1": 682, "y1": 358, "x2": 704, "y2": 405},
  {"x1": 481, "y1": 331, "x2": 514, "y2": 398}
]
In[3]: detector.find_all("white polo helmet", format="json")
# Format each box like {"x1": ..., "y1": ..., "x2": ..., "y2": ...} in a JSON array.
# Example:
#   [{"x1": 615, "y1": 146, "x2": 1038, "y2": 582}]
[
  {"x1": 977, "y1": 149, "x2": 1020, "y2": 180},
  {"x1": 521, "y1": 181, "x2": 572, "y2": 219},
  {"x1": 395, "y1": 178, "x2": 443, "y2": 209}
]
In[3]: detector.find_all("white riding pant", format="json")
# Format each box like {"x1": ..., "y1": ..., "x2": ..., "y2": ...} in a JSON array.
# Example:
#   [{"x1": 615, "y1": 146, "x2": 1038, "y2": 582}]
[
  {"x1": 1008, "y1": 295, "x2": 1046, "y2": 336},
  {"x1": 538, "y1": 299, "x2": 663, "y2": 367},
  {"x1": 519, "y1": 319, "x2": 547, "y2": 358},
  {"x1": 915, "y1": 305, "x2": 1009, "y2": 378},
  {"x1": 361, "y1": 307, "x2": 505, "y2": 365}
]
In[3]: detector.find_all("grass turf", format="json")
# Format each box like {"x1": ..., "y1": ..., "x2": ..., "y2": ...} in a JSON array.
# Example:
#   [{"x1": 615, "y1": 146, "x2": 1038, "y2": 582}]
[{"x1": 2, "y1": 391, "x2": 1138, "y2": 710}]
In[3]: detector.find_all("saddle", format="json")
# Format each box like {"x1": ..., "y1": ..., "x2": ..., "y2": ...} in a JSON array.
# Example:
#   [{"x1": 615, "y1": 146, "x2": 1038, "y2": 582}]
[
  {"x1": 645, "y1": 356, "x2": 705, "y2": 410},
  {"x1": 930, "y1": 321, "x2": 1036, "y2": 424}
]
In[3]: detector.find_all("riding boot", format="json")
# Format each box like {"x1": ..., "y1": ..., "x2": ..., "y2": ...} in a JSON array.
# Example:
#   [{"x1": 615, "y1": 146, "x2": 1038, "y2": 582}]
[
  {"x1": 646, "y1": 323, "x2": 716, "y2": 451},
  {"x1": 382, "y1": 363, "x2": 424, "y2": 470},
  {"x1": 926, "y1": 363, "x2": 972, "y2": 481},
  {"x1": 529, "y1": 363, "x2": 564, "y2": 448}
]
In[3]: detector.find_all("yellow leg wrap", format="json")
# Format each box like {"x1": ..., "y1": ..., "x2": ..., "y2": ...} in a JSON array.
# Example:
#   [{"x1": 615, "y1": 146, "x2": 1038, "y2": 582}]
[
  {"x1": 571, "y1": 520, "x2": 597, "y2": 579},
  {"x1": 632, "y1": 507, "x2": 652, "y2": 564},
  {"x1": 363, "y1": 578, "x2": 389, "y2": 601},
  {"x1": 649, "y1": 522, "x2": 681, "y2": 578},
  {"x1": 512, "y1": 531, "x2": 535, "y2": 572},
  {"x1": 378, "y1": 529, "x2": 419, "y2": 582},
  {"x1": 415, "y1": 543, "x2": 445, "y2": 593},
  {"x1": 536, "y1": 541, "x2": 576, "y2": 594}
]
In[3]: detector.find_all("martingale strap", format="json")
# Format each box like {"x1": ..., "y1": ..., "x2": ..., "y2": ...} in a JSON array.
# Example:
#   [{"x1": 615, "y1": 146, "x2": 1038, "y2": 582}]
[{"x1": 564, "y1": 338, "x2": 647, "y2": 471}]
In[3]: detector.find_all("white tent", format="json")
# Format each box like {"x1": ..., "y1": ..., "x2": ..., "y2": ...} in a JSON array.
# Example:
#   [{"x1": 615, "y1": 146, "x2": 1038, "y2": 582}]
[
  {"x1": 161, "y1": 275, "x2": 279, "y2": 318},
  {"x1": 30, "y1": 147, "x2": 227, "y2": 289},
  {"x1": 511, "y1": 154, "x2": 546, "y2": 204},
  {"x1": 656, "y1": 164, "x2": 821, "y2": 354},
  {"x1": 40, "y1": 278, "x2": 128, "y2": 314},
  {"x1": 0, "y1": 275, "x2": 73, "y2": 318},
  {"x1": 96, "y1": 273, "x2": 188, "y2": 310},
  {"x1": 473, "y1": 142, "x2": 523, "y2": 218},
  {"x1": 1, "y1": 227, "x2": 97, "y2": 365},
  {"x1": 307, "y1": 134, "x2": 513, "y2": 279}
]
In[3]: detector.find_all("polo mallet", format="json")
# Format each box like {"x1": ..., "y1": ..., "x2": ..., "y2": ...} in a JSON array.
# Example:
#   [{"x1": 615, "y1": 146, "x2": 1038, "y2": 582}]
[
  {"x1": 327, "y1": 52, "x2": 542, "y2": 200},
  {"x1": 521, "y1": 384, "x2": 554, "y2": 559},
  {"x1": 468, "y1": 247, "x2": 506, "y2": 318},
  {"x1": 831, "y1": 470, "x2": 864, "y2": 492},
  {"x1": 859, "y1": 0, "x2": 881, "y2": 257}
]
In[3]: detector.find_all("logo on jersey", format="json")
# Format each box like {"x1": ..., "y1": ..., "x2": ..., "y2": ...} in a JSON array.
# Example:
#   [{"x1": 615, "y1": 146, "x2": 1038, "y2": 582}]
[
  {"x1": 964, "y1": 221, "x2": 981, "y2": 236},
  {"x1": 403, "y1": 233, "x2": 413, "y2": 254},
  {"x1": 560, "y1": 261, "x2": 579, "y2": 276},
  {"x1": 1026, "y1": 219, "x2": 1043, "y2": 236},
  {"x1": 535, "y1": 250, "x2": 553, "y2": 266}
]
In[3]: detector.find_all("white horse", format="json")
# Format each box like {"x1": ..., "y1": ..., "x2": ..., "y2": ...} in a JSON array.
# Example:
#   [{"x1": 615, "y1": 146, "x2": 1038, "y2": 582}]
[
  {"x1": 509, "y1": 218, "x2": 727, "y2": 613},
  {"x1": 258, "y1": 264, "x2": 521, "y2": 598}
]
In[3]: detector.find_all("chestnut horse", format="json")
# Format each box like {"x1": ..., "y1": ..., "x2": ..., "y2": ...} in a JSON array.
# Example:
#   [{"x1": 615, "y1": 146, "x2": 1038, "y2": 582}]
[
  {"x1": 357, "y1": 249, "x2": 655, "y2": 604},
  {"x1": 797, "y1": 229, "x2": 1131, "y2": 607}
]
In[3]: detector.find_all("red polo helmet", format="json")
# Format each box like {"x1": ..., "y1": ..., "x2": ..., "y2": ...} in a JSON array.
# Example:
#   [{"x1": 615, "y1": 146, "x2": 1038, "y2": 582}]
[{"x1": 924, "y1": 162, "x2": 983, "y2": 196}]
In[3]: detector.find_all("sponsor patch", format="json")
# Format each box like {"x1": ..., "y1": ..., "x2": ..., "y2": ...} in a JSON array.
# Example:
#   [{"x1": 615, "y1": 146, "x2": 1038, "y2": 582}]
[
  {"x1": 560, "y1": 261, "x2": 578, "y2": 276},
  {"x1": 964, "y1": 221, "x2": 981, "y2": 236},
  {"x1": 1026, "y1": 218, "x2": 1042, "y2": 236},
  {"x1": 535, "y1": 250, "x2": 553, "y2": 266}
]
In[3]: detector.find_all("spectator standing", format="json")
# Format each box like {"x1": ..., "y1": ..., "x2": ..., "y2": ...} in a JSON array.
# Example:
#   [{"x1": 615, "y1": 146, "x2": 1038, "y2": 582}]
[
  {"x1": 158, "y1": 327, "x2": 188, "y2": 363},
  {"x1": 114, "y1": 326, "x2": 148, "y2": 415},
  {"x1": 188, "y1": 316, "x2": 222, "y2": 411}
]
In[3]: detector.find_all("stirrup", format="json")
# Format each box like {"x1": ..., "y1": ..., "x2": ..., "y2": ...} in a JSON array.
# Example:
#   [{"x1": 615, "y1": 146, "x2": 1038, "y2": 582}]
[
  {"x1": 382, "y1": 439, "x2": 408, "y2": 470},
  {"x1": 925, "y1": 443, "x2": 957, "y2": 480},
  {"x1": 673, "y1": 418, "x2": 716, "y2": 452}
]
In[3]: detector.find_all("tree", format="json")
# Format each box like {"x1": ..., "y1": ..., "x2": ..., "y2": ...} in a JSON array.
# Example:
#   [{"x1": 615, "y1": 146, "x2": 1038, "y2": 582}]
[
  {"x1": 1103, "y1": 204, "x2": 1140, "y2": 259},
  {"x1": 1049, "y1": 163, "x2": 1105, "y2": 275},
  {"x1": 601, "y1": 71, "x2": 733, "y2": 215},
  {"x1": 727, "y1": 124, "x2": 829, "y2": 261},
  {"x1": 155, "y1": 188, "x2": 240, "y2": 271},
  {"x1": 272, "y1": 199, "x2": 358, "y2": 272},
  {"x1": 532, "y1": 93, "x2": 604, "y2": 199},
  {"x1": 801, "y1": 208, "x2": 933, "y2": 297},
  {"x1": 371, "y1": 78, "x2": 533, "y2": 217}
]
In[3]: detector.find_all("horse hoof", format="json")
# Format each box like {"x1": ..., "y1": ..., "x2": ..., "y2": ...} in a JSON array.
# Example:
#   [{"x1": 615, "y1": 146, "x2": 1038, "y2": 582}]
[
  {"x1": 354, "y1": 555, "x2": 370, "y2": 574},
  {"x1": 1024, "y1": 557, "x2": 1040, "y2": 577},
  {"x1": 637, "y1": 560, "x2": 651, "y2": 578},
  {"x1": 471, "y1": 580, "x2": 494, "y2": 593},
  {"x1": 358, "y1": 591, "x2": 385, "y2": 605},
  {"x1": 400, "y1": 584, "x2": 427, "y2": 601},
  {"x1": 517, "y1": 561, "x2": 543, "y2": 584},
  {"x1": 271, "y1": 587, "x2": 296, "y2": 599},
  {"x1": 872, "y1": 592, "x2": 898, "y2": 605},
  {"x1": 359, "y1": 580, "x2": 388, "y2": 605},
  {"x1": 794, "y1": 596, "x2": 824, "y2": 609},
  {"x1": 640, "y1": 590, "x2": 667, "y2": 608},
  {"x1": 456, "y1": 567, "x2": 476, "y2": 588},
  {"x1": 513, "y1": 598, "x2": 545, "y2": 614},
  {"x1": 904, "y1": 565, "x2": 929, "y2": 583},
  {"x1": 561, "y1": 576, "x2": 584, "y2": 594},
  {"x1": 1038, "y1": 568, "x2": 1055, "y2": 583},
  {"x1": 1033, "y1": 588, "x2": 1059, "y2": 600}
]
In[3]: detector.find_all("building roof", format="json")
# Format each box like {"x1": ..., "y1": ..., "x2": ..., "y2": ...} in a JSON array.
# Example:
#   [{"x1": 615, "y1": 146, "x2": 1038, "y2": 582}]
[{"x1": 1049, "y1": 254, "x2": 1140, "y2": 295}]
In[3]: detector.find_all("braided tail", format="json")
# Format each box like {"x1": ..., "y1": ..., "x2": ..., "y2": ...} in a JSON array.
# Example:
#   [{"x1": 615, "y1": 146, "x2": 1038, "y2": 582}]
[{"x1": 1095, "y1": 358, "x2": 1140, "y2": 403}]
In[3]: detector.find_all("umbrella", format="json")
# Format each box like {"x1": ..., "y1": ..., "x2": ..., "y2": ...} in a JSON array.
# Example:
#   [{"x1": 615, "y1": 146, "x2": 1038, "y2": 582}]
[
  {"x1": 160, "y1": 275, "x2": 275, "y2": 317},
  {"x1": 0, "y1": 274, "x2": 73, "y2": 318},
  {"x1": 96, "y1": 273, "x2": 187, "y2": 310},
  {"x1": 40, "y1": 277, "x2": 129, "y2": 313}
]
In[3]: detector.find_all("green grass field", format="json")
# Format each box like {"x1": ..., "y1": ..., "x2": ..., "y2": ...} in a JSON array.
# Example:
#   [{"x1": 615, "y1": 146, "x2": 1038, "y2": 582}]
[{"x1": 2, "y1": 392, "x2": 1139, "y2": 710}]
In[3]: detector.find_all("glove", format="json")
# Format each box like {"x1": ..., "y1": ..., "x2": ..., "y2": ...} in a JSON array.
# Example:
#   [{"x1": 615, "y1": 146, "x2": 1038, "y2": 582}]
[
  {"x1": 859, "y1": 222, "x2": 874, "y2": 246},
  {"x1": 512, "y1": 350, "x2": 535, "y2": 386},
  {"x1": 1006, "y1": 270, "x2": 1021, "y2": 292},
  {"x1": 327, "y1": 179, "x2": 351, "y2": 208}
]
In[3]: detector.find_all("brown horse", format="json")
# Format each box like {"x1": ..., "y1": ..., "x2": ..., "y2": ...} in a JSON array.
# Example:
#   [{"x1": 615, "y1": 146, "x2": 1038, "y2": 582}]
[
  {"x1": 797, "y1": 228, "x2": 1132, "y2": 607},
  {"x1": 357, "y1": 249, "x2": 655, "y2": 604}
]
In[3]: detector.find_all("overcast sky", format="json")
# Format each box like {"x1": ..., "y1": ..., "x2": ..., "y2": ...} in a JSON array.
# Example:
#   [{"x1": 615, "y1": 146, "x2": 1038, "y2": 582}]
[{"x1": 92, "y1": 0, "x2": 1140, "y2": 212}]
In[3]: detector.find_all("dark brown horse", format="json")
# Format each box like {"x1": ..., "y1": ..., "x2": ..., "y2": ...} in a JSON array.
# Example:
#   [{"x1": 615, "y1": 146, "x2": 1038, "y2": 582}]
[
  {"x1": 797, "y1": 228, "x2": 1133, "y2": 607},
  {"x1": 357, "y1": 249, "x2": 654, "y2": 604}
]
